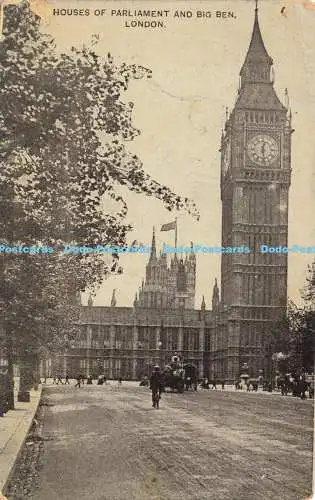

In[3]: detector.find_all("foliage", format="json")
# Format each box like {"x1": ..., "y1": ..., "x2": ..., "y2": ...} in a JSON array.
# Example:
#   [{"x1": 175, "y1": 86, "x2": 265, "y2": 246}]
[
  {"x1": 0, "y1": 1, "x2": 199, "y2": 358},
  {"x1": 301, "y1": 261, "x2": 315, "y2": 310},
  {"x1": 268, "y1": 263, "x2": 315, "y2": 374}
]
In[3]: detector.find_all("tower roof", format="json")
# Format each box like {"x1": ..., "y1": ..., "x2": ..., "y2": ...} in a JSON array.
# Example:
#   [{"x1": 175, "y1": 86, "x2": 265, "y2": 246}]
[
  {"x1": 236, "y1": 4, "x2": 286, "y2": 111},
  {"x1": 240, "y1": 6, "x2": 272, "y2": 81},
  {"x1": 235, "y1": 82, "x2": 286, "y2": 110}
]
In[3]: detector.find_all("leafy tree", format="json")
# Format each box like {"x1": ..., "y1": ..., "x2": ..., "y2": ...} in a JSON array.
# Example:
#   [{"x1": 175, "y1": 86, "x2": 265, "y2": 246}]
[
  {"x1": 0, "y1": 1, "x2": 199, "y2": 400},
  {"x1": 267, "y1": 263, "x2": 315, "y2": 375},
  {"x1": 301, "y1": 261, "x2": 315, "y2": 310}
]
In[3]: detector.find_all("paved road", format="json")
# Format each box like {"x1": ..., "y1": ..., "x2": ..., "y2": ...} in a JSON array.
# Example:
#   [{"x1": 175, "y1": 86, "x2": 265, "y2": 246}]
[{"x1": 28, "y1": 382, "x2": 313, "y2": 500}]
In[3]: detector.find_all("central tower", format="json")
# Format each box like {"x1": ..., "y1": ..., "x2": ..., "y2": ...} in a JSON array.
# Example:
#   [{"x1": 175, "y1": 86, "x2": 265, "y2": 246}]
[{"x1": 220, "y1": 5, "x2": 293, "y2": 378}]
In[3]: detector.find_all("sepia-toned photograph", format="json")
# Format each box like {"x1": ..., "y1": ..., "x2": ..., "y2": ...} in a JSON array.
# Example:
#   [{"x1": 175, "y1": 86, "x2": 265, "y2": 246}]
[{"x1": 0, "y1": 1, "x2": 314, "y2": 499}]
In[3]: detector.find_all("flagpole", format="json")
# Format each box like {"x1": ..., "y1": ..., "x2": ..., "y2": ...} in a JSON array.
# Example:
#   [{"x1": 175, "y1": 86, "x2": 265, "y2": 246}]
[{"x1": 175, "y1": 217, "x2": 178, "y2": 255}]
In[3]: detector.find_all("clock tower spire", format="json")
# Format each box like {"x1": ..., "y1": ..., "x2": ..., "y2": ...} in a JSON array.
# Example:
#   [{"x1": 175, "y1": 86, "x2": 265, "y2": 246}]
[{"x1": 218, "y1": 4, "x2": 293, "y2": 381}]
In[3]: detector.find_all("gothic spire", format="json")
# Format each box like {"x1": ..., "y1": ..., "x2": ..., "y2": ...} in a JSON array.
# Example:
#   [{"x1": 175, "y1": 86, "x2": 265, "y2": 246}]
[
  {"x1": 240, "y1": 3, "x2": 273, "y2": 86},
  {"x1": 201, "y1": 295, "x2": 206, "y2": 310},
  {"x1": 110, "y1": 289, "x2": 117, "y2": 307},
  {"x1": 212, "y1": 278, "x2": 220, "y2": 311},
  {"x1": 149, "y1": 226, "x2": 157, "y2": 263},
  {"x1": 189, "y1": 241, "x2": 196, "y2": 262},
  {"x1": 133, "y1": 293, "x2": 138, "y2": 307}
]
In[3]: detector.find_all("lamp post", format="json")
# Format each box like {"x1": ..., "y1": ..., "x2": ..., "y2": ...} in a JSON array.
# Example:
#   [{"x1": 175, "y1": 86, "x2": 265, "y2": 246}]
[{"x1": 158, "y1": 341, "x2": 162, "y2": 367}]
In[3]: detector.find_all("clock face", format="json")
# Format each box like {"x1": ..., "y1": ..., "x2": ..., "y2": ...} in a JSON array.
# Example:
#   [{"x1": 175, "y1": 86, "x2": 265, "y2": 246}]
[{"x1": 247, "y1": 134, "x2": 279, "y2": 166}]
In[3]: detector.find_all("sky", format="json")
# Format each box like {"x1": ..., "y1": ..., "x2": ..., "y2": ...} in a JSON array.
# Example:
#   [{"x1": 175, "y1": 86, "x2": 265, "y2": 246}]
[{"x1": 37, "y1": 0, "x2": 315, "y2": 307}]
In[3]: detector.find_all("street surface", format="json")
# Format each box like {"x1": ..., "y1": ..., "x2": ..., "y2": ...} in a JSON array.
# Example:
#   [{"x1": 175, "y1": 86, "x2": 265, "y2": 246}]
[{"x1": 13, "y1": 382, "x2": 315, "y2": 500}]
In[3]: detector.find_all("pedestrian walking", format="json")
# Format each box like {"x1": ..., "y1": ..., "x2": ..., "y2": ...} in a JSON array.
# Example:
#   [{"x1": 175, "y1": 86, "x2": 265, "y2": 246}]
[
  {"x1": 56, "y1": 374, "x2": 63, "y2": 385},
  {"x1": 300, "y1": 376, "x2": 307, "y2": 400},
  {"x1": 74, "y1": 375, "x2": 81, "y2": 388},
  {"x1": 211, "y1": 378, "x2": 217, "y2": 390},
  {"x1": 65, "y1": 375, "x2": 70, "y2": 385},
  {"x1": 150, "y1": 365, "x2": 163, "y2": 409},
  {"x1": 0, "y1": 371, "x2": 9, "y2": 417},
  {"x1": 221, "y1": 380, "x2": 225, "y2": 390},
  {"x1": 309, "y1": 380, "x2": 314, "y2": 399}
]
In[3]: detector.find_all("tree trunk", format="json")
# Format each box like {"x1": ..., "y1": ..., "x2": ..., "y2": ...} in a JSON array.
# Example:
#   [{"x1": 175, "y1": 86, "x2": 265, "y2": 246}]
[{"x1": 17, "y1": 357, "x2": 33, "y2": 402}]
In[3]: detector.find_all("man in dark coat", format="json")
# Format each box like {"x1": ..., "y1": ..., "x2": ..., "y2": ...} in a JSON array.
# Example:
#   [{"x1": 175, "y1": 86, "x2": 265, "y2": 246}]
[{"x1": 150, "y1": 366, "x2": 163, "y2": 408}]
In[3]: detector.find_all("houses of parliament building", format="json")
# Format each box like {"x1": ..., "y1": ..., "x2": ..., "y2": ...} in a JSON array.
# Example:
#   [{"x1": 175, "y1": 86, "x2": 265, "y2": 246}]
[{"x1": 54, "y1": 5, "x2": 292, "y2": 382}]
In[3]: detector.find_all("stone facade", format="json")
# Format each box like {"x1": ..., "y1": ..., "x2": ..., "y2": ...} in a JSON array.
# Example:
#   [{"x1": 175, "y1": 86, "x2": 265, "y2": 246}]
[
  {"x1": 218, "y1": 6, "x2": 291, "y2": 380},
  {"x1": 58, "y1": 232, "x2": 213, "y2": 380},
  {"x1": 51, "y1": 7, "x2": 291, "y2": 383}
]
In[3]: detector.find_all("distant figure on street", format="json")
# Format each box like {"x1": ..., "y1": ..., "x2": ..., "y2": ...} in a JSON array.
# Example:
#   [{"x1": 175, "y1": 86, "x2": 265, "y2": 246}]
[
  {"x1": 221, "y1": 380, "x2": 225, "y2": 390},
  {"x1": 0, "y1": 371, "x2": 9, "y2": 417},
  {"x1": 299, "y1": 376, "x2": 307, "y2": 400},
  {"x1": 56, "y1": 375, "x2": 63, "y2": 385},
  {"x1": 211, "y1": 378, "x2": 217, "y2": 390},
  {"x1": 118, "y1": 377, "x2": 122, "y2": 385},
  {"x1": 200, "y1": 378, "x2": 209, "y2": 389},
  {"x1": 74, "y1": 375, "x2": 81, "y2": 388},
  {"x1": 65, "y1": 375, "x2": 70, "y2": 385},
  {"x1": 309, "y1": 376, "x2": 314, "y2": 399},
  {"x1": 52, "y1": 375, "x2": 57, "y2": 384},
  {"x1": 150, "y1": 365, "x2": 163, "y2": 409}
]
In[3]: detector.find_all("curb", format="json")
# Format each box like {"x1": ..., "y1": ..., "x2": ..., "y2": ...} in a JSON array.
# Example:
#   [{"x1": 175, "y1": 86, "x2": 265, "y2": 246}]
[{"x1": 1, "y1": 386, "x2": 43, "y2": 497}]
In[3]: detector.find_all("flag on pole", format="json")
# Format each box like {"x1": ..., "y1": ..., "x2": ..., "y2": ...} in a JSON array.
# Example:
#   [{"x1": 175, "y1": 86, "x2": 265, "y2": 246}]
[{"x1": 161, "y1": 221, "x2": 176, "y2": 231}]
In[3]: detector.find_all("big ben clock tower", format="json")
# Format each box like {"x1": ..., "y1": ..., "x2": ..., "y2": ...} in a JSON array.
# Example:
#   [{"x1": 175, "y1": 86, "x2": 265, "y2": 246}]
[{"x1": 219, "y1": 3, "x2": 293, "y2": 379}]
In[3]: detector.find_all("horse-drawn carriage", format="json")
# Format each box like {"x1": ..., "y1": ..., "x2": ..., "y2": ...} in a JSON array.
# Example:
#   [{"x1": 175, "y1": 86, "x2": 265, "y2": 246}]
[
  {"x1": 162, "y1": 364, "x2": 185, "y2": 393},
  {"x1": 161, "y1": 355, "x2": 198, "y2": 393}
]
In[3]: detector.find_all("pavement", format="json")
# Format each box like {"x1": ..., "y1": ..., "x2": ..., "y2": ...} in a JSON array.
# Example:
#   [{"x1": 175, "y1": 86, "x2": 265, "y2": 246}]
[
  {"x1": 0, "y1": 383, "x2": 42, "y2": 497},
  {"x1": 8, "y1": 381, "x2": 313, "y2": 500}
]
